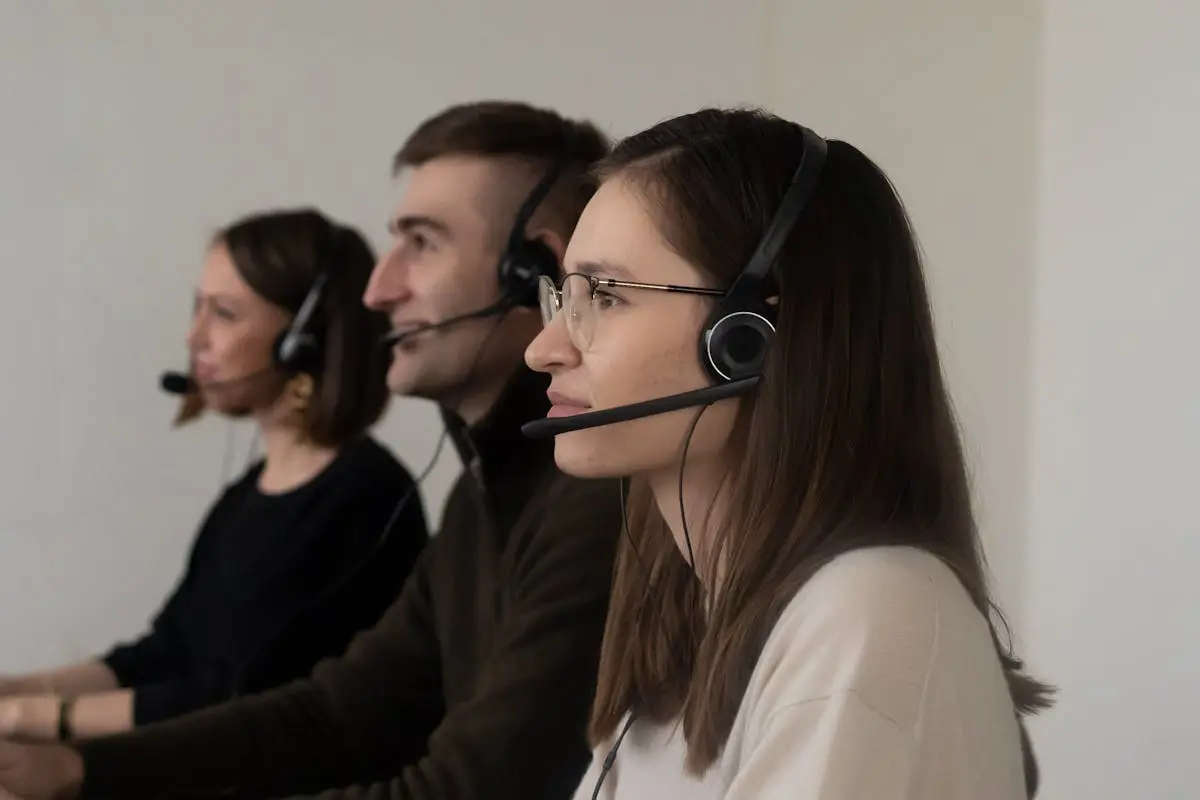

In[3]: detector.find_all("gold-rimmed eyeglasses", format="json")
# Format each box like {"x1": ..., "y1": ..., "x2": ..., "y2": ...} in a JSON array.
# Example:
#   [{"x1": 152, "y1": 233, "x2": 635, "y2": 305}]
[{"x1": 537, "y1": 272, "x2": 724, "y2": 349}]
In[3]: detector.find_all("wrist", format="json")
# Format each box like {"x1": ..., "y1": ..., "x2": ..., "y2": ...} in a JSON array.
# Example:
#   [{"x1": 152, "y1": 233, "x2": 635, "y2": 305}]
[{"x1": 20, "y1": 695, "x2": 63, "y2": 741}]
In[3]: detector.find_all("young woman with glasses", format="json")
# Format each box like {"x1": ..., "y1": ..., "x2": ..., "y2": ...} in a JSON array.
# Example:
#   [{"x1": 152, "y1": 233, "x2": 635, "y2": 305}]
[{"x1": 525, "y1": 108, "x2": 1053, "y2": 799}]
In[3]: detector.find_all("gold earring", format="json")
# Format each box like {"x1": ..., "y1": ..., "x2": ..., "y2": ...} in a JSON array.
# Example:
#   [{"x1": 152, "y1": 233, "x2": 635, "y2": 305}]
[{"x1": 287, "y1": 373, "x2": 314, "y2": 414}]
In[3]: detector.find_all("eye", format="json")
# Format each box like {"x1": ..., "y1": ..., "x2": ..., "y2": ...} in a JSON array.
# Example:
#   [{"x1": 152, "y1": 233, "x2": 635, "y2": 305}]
[
  {"x1": 408, "y1": 230, "x2": 438, "y2": 254},
  {"x1": 212, "y1": 304, "x2": 236, "y2": 321},
  {"x1": 593, "y1": 289, "x2": 624, "y2": 310}
]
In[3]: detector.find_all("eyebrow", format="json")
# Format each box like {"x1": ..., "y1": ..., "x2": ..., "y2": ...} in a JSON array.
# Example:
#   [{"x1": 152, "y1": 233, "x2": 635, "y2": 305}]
[
  {"x1": 389, "y1": 214, "x2": 451, "y2": 238},
  {"x1": 193, "y1": 291, "x2": 235, "y2": 303},
  {"x1": 195, "y1": 290, "x2": 241, "y2": 305},
  {"x1": 574, "y1": 259, "x2": 636, "y2": 280}
]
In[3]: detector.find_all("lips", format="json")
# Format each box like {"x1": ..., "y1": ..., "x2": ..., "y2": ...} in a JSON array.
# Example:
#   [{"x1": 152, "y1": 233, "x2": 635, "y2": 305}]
[
  {"x1": 546, "y1": 390, "x2": 591, "y2": 418},
  {"x1": 388, "y1": 321, "x2": 431, "y2": 338},
  {"x1": 386, "y1": 321, "x2": 433, "y2": 349}
]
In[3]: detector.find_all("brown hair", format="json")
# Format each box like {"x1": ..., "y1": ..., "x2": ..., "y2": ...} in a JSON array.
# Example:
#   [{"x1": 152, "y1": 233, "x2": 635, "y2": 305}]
[
  {"x1": 178, "y1": 208, "x2": 392, "y2": 447},
  {"x1": 587, "y1": 109, "x2": 1054, "y2": 792},
  {"x1": 393, "y1": 100, "x2": 611, "y2": 240}
]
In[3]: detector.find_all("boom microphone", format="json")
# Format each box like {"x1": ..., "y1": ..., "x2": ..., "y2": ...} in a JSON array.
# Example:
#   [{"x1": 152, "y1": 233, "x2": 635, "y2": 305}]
[
  {"x1": 381, "y1": 300, "x2": 511, "y2": 346},
  {"x1": 520, "y1": 377, "x2": 759, "y2": 438},
  {"x1": 160, "y1": 371, "x2": 195, "y2": 395}
]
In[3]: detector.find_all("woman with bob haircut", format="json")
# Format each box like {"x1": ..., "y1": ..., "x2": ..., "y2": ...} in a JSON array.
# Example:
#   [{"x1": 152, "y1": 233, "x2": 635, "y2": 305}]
[{"x1": 0, "y1": 208, "x2": 428, "y2": 742}]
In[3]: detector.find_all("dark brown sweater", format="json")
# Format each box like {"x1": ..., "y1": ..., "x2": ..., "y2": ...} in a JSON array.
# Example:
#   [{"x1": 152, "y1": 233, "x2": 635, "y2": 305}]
[{"x1": 75, "y1": 367, "x2": 622, "y2": 799}]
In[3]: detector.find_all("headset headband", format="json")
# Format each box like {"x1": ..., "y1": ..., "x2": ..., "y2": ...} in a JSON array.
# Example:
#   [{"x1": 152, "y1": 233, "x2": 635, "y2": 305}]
[
  {"x1": 503, "y1": 137, "x2": 576, "y2": 253},
  {"x1": 723, "y1": 126, "x2": 828, "y2": 301},
  {"x1": 289, "y1": 269, "x2": 328, "y2": 334}
]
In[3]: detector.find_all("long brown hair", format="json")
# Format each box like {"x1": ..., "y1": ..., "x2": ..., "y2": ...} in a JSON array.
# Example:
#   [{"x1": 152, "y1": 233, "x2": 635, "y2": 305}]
[{"x1": 587, "y1": 109, "x2": 1054, "y2": 789}]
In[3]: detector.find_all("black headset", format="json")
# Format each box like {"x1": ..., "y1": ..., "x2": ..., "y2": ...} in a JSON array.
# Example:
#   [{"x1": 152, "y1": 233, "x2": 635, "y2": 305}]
[
  {"x1": 270, "y1": 223, "x2": 354, "y2": 375},
  {"x1": 699, "y1": 125, "x2": 828, "y2": 384},
  {"x1": 271, "y1": 269, "x2": 327, "y2": 374},
  {"x1": 495, "y1": 147, "x2": 575, "y2": 308}
]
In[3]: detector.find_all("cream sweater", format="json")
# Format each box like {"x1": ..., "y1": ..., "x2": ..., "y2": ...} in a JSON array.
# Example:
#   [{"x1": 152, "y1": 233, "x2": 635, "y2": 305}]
[{"x1": 573, "y1": 546, "x2": 1029, "y2": 799}]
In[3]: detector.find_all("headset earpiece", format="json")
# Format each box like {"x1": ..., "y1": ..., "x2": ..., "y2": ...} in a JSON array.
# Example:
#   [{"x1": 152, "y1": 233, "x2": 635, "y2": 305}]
[
  {"x1": 500, "y1": 236, "x2": 560, "y2": 308},
  {"x1": 702, "y1": 302, "x2": 776, "y2": 383},
  {"x1": 273, "y1": 327, "x2": 321, "y2": 373}
]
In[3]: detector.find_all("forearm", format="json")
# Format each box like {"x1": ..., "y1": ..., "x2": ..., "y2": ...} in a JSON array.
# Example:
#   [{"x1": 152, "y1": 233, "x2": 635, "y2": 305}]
[
  {"x1": 74, "y1": 679, "x2": 363, "y2": 799},
  {"x1": 73, "y1": 555, "x2": 444, "y2": 799},
  {"x1": 0, "y1": 662, "x2": 117, "y2": 699},
  {"x1": 0, "y1": 689, "x2": 132, "y2": 744},
  {"x1": 66, "y1": 691, "x2": 133, "y2": 740}
]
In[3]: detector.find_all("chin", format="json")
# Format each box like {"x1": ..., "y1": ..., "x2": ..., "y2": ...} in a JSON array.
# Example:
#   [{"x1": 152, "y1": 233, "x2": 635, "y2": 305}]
[
  {"x1": 386, "y1": 375, "x2": 415, "y2": 396},
  {"x1": 206, "y1": 402, "x2": 250, "y2": 419},
  {"x1": 551, "y1": 433, "x2": 631, "y2": 479},
  {"x1": 386, "y1": 360, "x2": 424, "y2": 396}
]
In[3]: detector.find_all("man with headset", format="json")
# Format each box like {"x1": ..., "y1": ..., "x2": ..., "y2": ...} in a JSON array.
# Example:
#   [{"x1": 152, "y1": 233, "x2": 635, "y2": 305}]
[{"x1": 0, "y1": 101, "x2": 621, "y2": 800}]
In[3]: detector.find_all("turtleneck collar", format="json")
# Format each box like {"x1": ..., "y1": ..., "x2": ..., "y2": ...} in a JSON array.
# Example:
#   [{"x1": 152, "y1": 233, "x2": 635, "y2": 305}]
[{"x1": 439, "y1": 365, "x2": 553, "y2": 484}]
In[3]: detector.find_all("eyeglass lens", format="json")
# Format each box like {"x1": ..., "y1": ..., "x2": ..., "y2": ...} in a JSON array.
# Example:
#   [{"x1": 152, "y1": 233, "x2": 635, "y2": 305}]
[{"x1": 538, "y1": 274, "x2": 596, "y2": 348}]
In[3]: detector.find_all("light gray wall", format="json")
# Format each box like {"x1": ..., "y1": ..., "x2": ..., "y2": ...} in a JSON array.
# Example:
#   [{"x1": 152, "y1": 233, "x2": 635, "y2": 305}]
[
  {"x1": 4, "y1": 2, "x2": 1193, "y2": 796},
  {"x1": 1026, "y1": 2, "x2": 1199, "y2": 797}
]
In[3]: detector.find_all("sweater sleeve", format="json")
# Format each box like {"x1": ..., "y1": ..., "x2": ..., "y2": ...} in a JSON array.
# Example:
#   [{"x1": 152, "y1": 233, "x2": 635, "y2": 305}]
[
  {"x1": 305, "y1": 475, "x2": 621, "y2": 800},
  {"x1": 100, "y1": 584, "x2": 192, "y2": 690},
  {"x1": 74, "y1": 474, "x2": 618, "y2": 800},
  {"x1": 127, "y1": 670, "x2": 230, "y2": 726},
  {"x1": 75, "y1": 540, "x2": 446, "y2": 799},
  {"x1": 724, "y1": 691, "x2": 913, "y2": 800},
  {"x1": 110, "y1": 454, "x2": 427, "y2": 728},
  {"x1": 100, "y1": 497, "x2": 227, "y2": 690}
]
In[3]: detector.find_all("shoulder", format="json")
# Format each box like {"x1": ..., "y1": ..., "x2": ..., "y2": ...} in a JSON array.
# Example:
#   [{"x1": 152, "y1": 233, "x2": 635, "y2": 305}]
[
  {"x1": 319, "y1": 437, "x2": 420, "y2": 506},
  {"x1": 339, "y1": 436, "x2": 418, "y2": 486},
  {"x1": 525, "y1": 474, "x2": 624, "y2": 551},
  {"x1": 510, "y1": 474, "x2": 624, "y2": 596},
  {"x1": 294, "y1": 438, "x2": 427, "y2": 550},
  {"x1": 185, "y1": 467, "x2": 260, "y2": 553},
  {"x1": 786, "y1": 546, "x2": 961, "y2": 633},
  {"x1": 745, "y1": 546, "x2": 987, "y2": 729}
]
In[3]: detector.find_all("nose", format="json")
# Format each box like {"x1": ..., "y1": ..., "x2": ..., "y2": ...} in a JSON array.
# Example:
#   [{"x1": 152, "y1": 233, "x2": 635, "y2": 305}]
[
  {"x1": 525, "y1": 314, "x2": 581, "y2": 376},
  {"x1": 363, "y1": 244, "x2": 412, "y2": 311},
  {"x1": 185, "y1": 307, "x2": 207, "y2": 352}
]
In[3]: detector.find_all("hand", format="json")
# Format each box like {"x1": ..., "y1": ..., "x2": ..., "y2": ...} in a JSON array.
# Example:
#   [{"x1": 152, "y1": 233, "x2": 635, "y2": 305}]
[
  {"x1": 0, "y1": 697, "x2": 59, "y2": 742},
  {"x1": 0, "y1": 678, "x2": 48, "y2": 701},
  {"x1": 0, "y1": 739, "x2": 83, "y2": 800}
]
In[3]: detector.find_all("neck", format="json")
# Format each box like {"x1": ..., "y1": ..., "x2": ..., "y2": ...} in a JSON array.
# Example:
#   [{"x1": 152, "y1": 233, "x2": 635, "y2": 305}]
[
  {"x1": 449, "y1": 314, "x2": 541, "y2": 427},
  {"x1": 646, "y1": 456, "x2": 730, "y2": 587},
  {"x1": 255, "y1": 422, "x2": 340, "y2": 494},
  {"x1": 448, "y1": 358, "x2": 524, "y2": 428},
  {"x1": 451, "y1": 377, "x2": 508, "y2": 428}
]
